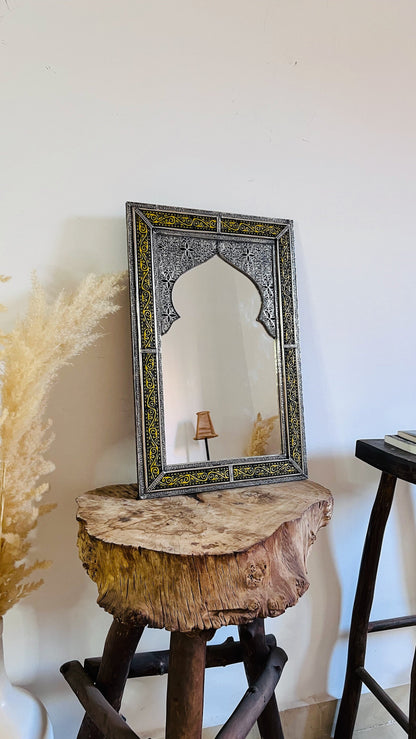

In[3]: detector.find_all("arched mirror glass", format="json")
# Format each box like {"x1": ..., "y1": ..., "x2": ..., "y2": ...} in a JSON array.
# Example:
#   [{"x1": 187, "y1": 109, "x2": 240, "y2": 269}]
[
  {"x1": 162, "y1": 256, "x2": 281, "y2": 464},
  {"x1": 126, "y1": 202, "x2": 307, "y2": 499}
]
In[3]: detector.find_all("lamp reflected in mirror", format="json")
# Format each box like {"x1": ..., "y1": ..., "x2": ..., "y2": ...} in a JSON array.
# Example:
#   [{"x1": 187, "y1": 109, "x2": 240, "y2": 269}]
[{"x1": 193, "y1": 411, "x2": 218, "y2": 461}]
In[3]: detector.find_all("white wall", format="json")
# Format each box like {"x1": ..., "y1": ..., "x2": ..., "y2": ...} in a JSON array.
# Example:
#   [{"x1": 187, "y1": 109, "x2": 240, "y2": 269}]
[{"x1": 1, "y1": 0, "x2": 416, "y2": 736}]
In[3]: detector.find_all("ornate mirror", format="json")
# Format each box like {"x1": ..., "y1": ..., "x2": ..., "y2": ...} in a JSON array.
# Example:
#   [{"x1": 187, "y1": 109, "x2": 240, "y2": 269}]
[{"x1": 126, "y1": 202, "x2": 307, "y2": 498}]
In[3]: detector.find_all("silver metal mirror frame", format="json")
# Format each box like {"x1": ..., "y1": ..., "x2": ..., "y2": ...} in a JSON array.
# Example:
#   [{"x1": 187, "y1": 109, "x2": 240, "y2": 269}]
[{"x1": 126, "y1": 202, "x2": 307, "y2": 499}]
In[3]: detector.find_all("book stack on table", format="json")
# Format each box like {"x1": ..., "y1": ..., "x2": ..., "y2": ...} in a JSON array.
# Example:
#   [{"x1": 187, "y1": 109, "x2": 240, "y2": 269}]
[{"x1": 384, "y1": 430, "x2": 416, "y2": 455}]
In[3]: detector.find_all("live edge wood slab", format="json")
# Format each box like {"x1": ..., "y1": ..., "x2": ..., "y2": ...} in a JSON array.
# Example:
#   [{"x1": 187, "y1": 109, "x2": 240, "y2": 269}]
[{"x1": 77, "y1": 480, "x2": 333, "y2": 633}]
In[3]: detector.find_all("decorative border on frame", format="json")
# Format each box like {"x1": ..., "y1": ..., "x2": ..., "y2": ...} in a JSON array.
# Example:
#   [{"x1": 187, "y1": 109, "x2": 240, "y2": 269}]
[
  {"x1": 279, "y1": 231, "x2": 295, "y2": 346},
  {"x1": 143, "y1": 210, "x2": 217, "y2": 232},
  {"x1": 135, "y1": 214, "x2": 156, "y2": 350},
  {"x1": 233, "y1": 460, "x2": 299, "y2": 481},
  {"x1": 141, "y1": 352, "x2": 162, "y2": 484},
  {"x1": 285, "y1": 347, "x2": 302, "y2": 467},
  {"x1": 220, "y1": 218, "x2": 287, "y2": 238},
  {"x1": 154, "y1": 466, "x2": 230, "y2": 491}
]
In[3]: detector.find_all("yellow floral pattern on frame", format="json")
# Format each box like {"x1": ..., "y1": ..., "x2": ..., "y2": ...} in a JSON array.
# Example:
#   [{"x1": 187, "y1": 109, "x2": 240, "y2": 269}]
[
  {"x1": 221, "y1": 218, "x2": 286, "y2": 238},
  {"x1": 156, "y1": 467, "x2": 230, "y2": 490},
  {"x1": 143, "y1": 210, "x2": 217, "y2": 232}
]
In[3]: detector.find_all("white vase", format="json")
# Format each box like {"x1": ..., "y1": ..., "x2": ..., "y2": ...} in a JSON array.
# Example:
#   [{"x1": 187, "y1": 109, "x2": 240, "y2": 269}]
[{"x1": 0, "y1": 617, "x2": 53, "y2": 739}]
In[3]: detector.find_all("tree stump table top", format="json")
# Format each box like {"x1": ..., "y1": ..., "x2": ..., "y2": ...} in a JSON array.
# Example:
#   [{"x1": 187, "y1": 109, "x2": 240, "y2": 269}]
[{"x1": 77, "y1": 481, "x2": 333, "y2": 632}]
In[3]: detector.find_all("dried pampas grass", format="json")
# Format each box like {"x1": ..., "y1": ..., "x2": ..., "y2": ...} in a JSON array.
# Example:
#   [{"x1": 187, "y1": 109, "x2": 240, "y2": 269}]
[
  {"x1": 246, "y1": 412, "x2": 278, "y2": 457},
  {"x1": 0, "y1": 272, "x2": 125, "y2": 616}
]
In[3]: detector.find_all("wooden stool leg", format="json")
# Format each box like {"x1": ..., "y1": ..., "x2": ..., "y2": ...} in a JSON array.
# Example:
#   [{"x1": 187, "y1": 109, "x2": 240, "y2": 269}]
[
  {"x1": 334, "y1": 472, "x2": 397, "y2": 739},
  {"x1": 238, "y1": 619, "x2": 284, "y2": 739},
  {"x1": 166, "y1": 629, "x2": 214, "y2": 739},
  {"x1": 77, "y1": 617, "x2": 145, "y2": 739}
]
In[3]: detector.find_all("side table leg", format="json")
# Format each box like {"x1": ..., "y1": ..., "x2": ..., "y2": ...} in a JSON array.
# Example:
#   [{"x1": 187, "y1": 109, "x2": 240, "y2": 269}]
[
  {"x1": 77, "y1": 617, "x2": 145, "y2": 739},
  {"x1": 238, "y1": 619, "x2": 284, "y2": 739},
  {"x1": 166, "y1": 629, "x2": 214, "y2": 739},
  {"x1": 334, "y1": 472, "x2": 397, "y2": 739}
]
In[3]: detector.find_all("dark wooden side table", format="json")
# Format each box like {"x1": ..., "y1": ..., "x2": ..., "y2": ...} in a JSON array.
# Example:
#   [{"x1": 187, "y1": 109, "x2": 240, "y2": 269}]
[
  {"x1": 60, "y1": 480, "x2": 332, "y2": 739},
  {"x1": 334, "y1": 439, "x2": 416, "y2": 738}
]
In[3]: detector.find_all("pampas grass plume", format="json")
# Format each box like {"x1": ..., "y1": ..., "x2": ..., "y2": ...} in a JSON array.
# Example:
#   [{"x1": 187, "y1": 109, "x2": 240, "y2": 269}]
[
  {"x1": 0, "y1": 272, "x2": 125, "y2": 616},
  {"x1": 246, "y1": 412, "x2": 278, "y2": 457}
]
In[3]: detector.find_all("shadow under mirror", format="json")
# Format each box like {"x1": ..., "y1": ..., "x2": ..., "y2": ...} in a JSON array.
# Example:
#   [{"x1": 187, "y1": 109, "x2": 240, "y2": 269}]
[{"x1": 162, "y1": 255, "x2": 282, "y2": 465}]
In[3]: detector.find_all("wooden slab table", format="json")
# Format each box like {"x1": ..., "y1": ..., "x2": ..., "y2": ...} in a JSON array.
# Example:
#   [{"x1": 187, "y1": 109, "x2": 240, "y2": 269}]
[{"x1": 61, "y1": 480, "x2": 333, "y2": 739}]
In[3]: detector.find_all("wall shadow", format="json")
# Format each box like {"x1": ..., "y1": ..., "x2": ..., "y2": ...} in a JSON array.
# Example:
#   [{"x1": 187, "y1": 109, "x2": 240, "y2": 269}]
[
  {"x1": 30, "y1": 215, "x2": 135, "y2": 615},
  {"x1": 5, "y1": 216, "x2": 139, "y2": 724},
  {"x1": 273, "y1": 451, "x2": 377, "y2": 708},
  {"x1": 293, "y1": 454, "x2": 343, "y2": 703},
  {"x1": 291, "y1": 452, "x2": 416, "y2": 715}
]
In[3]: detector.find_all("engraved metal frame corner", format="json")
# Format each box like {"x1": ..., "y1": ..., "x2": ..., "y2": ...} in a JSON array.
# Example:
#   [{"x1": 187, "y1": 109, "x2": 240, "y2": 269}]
[{"x1": 126, "y1": 201, "x2": 307, "y2": 499}]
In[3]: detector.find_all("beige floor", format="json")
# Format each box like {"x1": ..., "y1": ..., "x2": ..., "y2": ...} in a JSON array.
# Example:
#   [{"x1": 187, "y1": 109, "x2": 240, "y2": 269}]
[
  {"x1": 230, "y1": 684, "x2": 409, "y2": 738},
  {"x1": 155, "y1": 685, "x2": 410, "y2": 738},
  {"x1": 352, "y1": 684, "x2": 409, "y2": 737}
]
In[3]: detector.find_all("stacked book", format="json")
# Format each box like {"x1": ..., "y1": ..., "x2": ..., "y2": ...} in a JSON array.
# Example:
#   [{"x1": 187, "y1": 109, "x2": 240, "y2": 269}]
[{"x1": 384, "y1": 430, "x2": 416, "y2": 454}]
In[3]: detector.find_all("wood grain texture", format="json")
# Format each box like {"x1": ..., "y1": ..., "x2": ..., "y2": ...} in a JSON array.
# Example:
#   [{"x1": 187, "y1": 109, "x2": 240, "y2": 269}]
[{"x1": 77, "y1": 482, "x2": 333, "y2": 631}]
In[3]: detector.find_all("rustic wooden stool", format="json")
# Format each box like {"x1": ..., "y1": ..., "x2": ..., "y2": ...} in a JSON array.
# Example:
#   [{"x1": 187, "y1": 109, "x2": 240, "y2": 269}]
[
  {"x1": 334, "y1": 439, "x2": 416, "y2": 738},
  {"x1": 61, "y1": 480, "x2": 333, "y2": 739}
]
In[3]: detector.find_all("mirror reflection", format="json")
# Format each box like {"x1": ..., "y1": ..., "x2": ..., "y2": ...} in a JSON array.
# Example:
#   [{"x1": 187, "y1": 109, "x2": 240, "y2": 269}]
[{"x1": 161, "y1": 256, "x2": 281, "y2": 465}]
